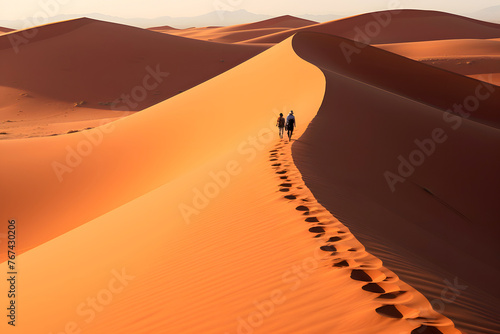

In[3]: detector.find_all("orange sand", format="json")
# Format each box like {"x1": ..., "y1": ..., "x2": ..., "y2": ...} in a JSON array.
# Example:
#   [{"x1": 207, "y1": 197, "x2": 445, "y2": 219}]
[{"x1": 1, "y1": 9, "x2": 499, "y2": 334}]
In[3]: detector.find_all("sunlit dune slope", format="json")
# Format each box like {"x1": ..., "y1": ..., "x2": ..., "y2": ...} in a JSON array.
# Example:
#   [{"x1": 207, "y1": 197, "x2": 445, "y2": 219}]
[
  {"x1": 1, "y1": 31, "x2": 460, "y2": 334},
  {"x1": 376, "y1": 38, "x2": 500, "y2": 85},
  {"x1": 0, "y1": 18, "x2": 265, "y2": 138},
  {"x1": 242, "y1": 10, "x2": 500, "y2": 44},
  {"x1": 292, "y1": 32, "x2": 500, "y2": 334}
]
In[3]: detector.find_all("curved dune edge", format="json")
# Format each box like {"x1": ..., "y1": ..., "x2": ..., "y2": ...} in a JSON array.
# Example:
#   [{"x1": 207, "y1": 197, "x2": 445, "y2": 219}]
[{"x1": 241, "y1": 10, "x2": 500, "y2": 44}]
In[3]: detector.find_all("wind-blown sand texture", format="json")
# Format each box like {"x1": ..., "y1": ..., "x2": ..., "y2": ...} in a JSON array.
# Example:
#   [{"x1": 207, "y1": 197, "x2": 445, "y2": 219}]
[{"x1": 1, "y1": 9, "x2": 499, "y2": 334}]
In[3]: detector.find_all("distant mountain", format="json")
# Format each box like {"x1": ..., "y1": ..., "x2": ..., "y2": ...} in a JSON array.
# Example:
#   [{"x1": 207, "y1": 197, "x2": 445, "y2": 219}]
[
  {"x1": 0, "y1": 10, "x2": 270, "y2": 29},
  {"x1": 466, "y1": 5, "x2": 500, "y2": 23},
  {"x1": 0, "y1": 9, "x2": 340, "y2": 30}
]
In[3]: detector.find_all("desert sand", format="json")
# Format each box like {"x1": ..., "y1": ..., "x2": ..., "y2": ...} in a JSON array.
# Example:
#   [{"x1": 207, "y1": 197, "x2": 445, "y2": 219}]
[
  {"x1": 1, "y1": 9, "x2": 499, "y2": 334},
  {"x1": 149, "y1": 15, "x2": 317, "y2": 43},
  {"x1": 240, "y1": 10, "x2": 500, "y2": 44},
  {"x1": 0, "y1": 18, "x2": 265, "y2": 139},
  {"x1": 0, "y1": 26, "x2": 13, "y2": 34}
]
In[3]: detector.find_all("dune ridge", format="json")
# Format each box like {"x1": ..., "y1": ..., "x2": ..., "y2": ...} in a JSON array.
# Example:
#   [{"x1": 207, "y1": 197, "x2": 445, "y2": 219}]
[
  {"x1": 0, "y1": 18, "x2": 265, "y2": 139},
  {"x1": 241, "y1": 10, "x2": 500, "y2": 44}
]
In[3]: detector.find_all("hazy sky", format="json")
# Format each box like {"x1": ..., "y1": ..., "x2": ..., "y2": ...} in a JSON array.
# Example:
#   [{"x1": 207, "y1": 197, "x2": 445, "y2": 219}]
[{"x1": 1, "y1": 0, "x2": 499, "y2": 20}]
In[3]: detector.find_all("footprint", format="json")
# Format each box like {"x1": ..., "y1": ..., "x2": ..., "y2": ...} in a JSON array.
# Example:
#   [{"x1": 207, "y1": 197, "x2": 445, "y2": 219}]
[
  {"x1": 280, "y1": 183, "x2": 292, "y2": 188},
  {"x1": 411, "y1": 326, "x2": 444, "y2": 334},
  {"x1": 269, "y1": 149, "x2": 278, "y2": 152},
  {"x1": 362, "y1": 283, "x2": 386, "y2": 293},
  {"x1": 350, "y1": 269, "x2": 386, "y2": 282},
  {"x1": 332, "y1": 260, "x2": 349, "y2": 268},
  {"x1": 276, "y1": 170, "x2": 287, "y2": 174},
  {"x1": 376, "y1": 305, "x2": 419, "y2": 319},
  {"x1": 279, "y1": 188, "x2": 290, "y2": 192},
  {"x1": 375, "y1": 305, "x2": 404, "y2": 319},
  {"x1": 270, "y1": 159, "x2": 278, "y2": 161},
  {"x1": 280, "y1": 176, "x2": 288, "y2": 180},
  {"x1": 376, "y1": 291, "x2": 408, "y2": 300},
  {"x1": 284, "y1": 195, "x2": 296, "y2": 200},
  {"x1": 305, "y1": 217, "x2": 319, "y2": 223},
  {"x1": 327, "y1": 236, "x2": 342, "y2": 242},
  {"x1": 320, "y1": 245, "x2": 337, "y2": 252},
  {"x1": 295, "y1": 205, "x2": 309, "y2": 211},
  {"x1": 272, "y1": 163, "x2": 281, "y2": 167},
  {"x1": 309, "y1": 226, "x2": 325, "y2": 233}
]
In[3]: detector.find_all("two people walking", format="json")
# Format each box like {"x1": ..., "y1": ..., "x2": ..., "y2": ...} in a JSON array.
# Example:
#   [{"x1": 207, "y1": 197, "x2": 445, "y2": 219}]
[{"x1": 277, "y1": 111, "x2": 296, "y2": 140}]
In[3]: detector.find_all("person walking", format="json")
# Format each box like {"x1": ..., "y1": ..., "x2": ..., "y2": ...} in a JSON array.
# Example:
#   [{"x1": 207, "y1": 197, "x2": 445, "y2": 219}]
[
  {"x1": 286, "y1": 110, "x2": 296, "y2": 140},
  {"x1": 276, "y1": 113, "x2": 285, "y2": 138}
]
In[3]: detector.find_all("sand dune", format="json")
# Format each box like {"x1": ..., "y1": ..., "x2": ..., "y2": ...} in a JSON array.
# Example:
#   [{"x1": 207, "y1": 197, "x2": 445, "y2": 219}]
[
  {"x1": 0, "y1": 18, "x2": 265, "y2": 139},
  {"x1": 375, "y1": 38, "x2": 500, "y2": 84},
  {"x1": 292, "y1": 32, "x2": 500, "y2": 334},
  {"x1": 0, "y1": 26, "x2": 13, "y2": 34},
  {"x1": 149, "y1": 15, "x2": 317, "y2": 43},
  {"x1": 242, "y1": 10, "x2": 500, "y2": 44},
  {"x1": 0, "y1": 30, "x2": 461, "y2": 334}
]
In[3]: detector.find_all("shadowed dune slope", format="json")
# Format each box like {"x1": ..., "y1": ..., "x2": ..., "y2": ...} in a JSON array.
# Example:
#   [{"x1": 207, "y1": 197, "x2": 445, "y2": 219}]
[
  {"x1": 0, "y1": 18, "x2": 265, "y2": 110},
  {"x1": 291, "y1": 32, "x2": 500, "y2": 128},
  {"x1": 242, "y1": 10, "x2": 500, "y2": 44},
  {"x1": 0, "y1": 18, "x2": 266, "y2": 138},
  {"x1": 292, "y1": 32, "x2": 500, "y2": 334},
  {"x1": 0, "y1": 26, "x2": 13, "y2": 34},
  {"x1": 375, "y1": 38, "x2": 500, "y2": 85},
  {"x1": 376, "y1": 38, "x2": 500, "y2": 59}
]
